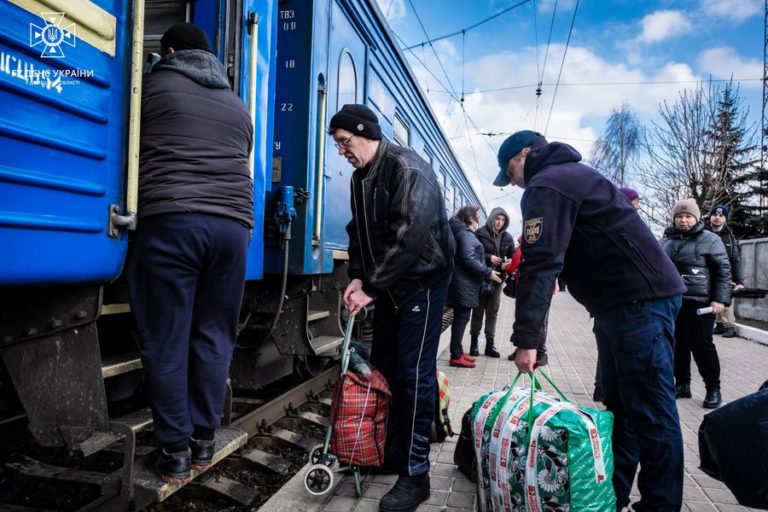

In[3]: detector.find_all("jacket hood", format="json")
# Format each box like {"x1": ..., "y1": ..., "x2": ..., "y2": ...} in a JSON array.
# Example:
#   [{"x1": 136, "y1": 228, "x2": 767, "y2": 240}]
[
  {"x1": 485, "y1": 207, "x2": 510, "y2": 232},
  {"x1": 664, "y1": 220, "x2": 705, "y2": 239},
  {"x1": 153, "y1": 49, "x2": 230, "y2": 89},
  {"x1": 524, "y1": 141, "x2": 582, "y2": 185}
]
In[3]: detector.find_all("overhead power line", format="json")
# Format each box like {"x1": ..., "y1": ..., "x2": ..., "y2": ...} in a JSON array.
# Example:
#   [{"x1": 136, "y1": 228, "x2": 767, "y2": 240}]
[
  {"x1": 402, "y1": 0, "x2": 531, "y2": 51},
  {"x1": 544, "y1": 0, "x2": 579, "y2": 134}
]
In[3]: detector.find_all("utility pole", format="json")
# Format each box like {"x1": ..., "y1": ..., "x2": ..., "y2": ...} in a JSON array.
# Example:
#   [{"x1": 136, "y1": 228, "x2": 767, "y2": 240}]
[{"x1": 762, "y1": 0, "x2": 767, "y2": 209}]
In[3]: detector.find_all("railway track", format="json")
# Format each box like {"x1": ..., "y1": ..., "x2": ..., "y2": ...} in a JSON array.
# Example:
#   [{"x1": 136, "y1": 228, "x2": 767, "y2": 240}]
[{"x1": 0, "y1": 367, "x2": 338, "y2": 512}]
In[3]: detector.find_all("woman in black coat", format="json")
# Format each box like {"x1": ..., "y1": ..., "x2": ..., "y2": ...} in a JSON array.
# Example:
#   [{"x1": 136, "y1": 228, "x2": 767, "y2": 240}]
[
  {"x1": 447, "y1": 206, "x2": 501, "y2": 367},
  {"x1": 661, "y1": 199, "x2": 732, "y2": 409}
]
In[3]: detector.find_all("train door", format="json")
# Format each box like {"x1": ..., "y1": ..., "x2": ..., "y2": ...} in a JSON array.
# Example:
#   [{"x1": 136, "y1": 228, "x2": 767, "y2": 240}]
[{"x1": 323, "y1": 1, "x2": 367, "y2": 250}]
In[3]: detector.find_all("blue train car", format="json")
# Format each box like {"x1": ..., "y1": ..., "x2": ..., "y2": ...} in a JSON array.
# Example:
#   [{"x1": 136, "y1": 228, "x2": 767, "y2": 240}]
[{"x1": 0, "y1": 0, "x2": 481, "y2": 504}]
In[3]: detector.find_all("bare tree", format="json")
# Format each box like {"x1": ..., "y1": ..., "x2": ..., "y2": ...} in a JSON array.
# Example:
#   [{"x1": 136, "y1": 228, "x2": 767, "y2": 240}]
[
  {"x1": 642, "y1": 83, "x2": 717, "y2": 226},
  {"x1": 590, "y1": 103, "x2": 644, "y2": 186}
]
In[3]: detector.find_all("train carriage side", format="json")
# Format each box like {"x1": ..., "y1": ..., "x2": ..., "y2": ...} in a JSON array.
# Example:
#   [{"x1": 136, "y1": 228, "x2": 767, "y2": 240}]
[
  {"x1": 0, "y1": 0, "x2": 277, "y2": 451},
  {"x1": 238, "y1": 0, "x2": 483, "y2": 388}
]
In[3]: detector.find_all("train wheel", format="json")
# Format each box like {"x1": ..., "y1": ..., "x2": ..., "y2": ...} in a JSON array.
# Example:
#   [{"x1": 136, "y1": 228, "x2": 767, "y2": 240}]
[
  {"x1": 295, "y1": 355, "x2": 327, "y2": 379},
  {"x1": 304, "y1": 464, "x2": 334, "y2": 496}
]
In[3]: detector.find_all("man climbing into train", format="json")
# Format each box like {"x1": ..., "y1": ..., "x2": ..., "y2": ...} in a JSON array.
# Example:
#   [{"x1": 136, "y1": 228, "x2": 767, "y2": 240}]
[
  {"x1": 128, "y1": 23, "x2": 253, "y2": 483},
  {"x1": 330, "y1": 104, "x2": 454, "y2": 512},
  {"x1": 493, "y1": 130, "x2": 687, "y2": 512}
]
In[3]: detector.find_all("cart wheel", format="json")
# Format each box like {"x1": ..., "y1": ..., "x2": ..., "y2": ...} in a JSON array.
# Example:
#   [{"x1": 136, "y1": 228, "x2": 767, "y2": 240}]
[
  {"x1": 304, "y1": 464, "x2": 334, "y2": 496},
  {"x1": 353, "y1": 467, "x2": 362, "y2": 496},
  {"x1": 309, "y1": 444, "x2": 325, "y2": 465}
]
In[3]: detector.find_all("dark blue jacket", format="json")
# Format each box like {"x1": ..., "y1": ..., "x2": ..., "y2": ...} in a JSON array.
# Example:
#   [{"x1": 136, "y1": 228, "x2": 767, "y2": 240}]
[
  {"x1": 512, "y1": 138, "x2": 685, "y2": 349},
  {"x1": 447, "y1": 218, "x2": 491, "y2": 308}
]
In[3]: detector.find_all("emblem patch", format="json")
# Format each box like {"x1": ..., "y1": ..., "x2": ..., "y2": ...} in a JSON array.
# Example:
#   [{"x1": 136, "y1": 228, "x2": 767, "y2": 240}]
[{"x1": 524, "y1": 217, "x2": 543, "y2": 244}]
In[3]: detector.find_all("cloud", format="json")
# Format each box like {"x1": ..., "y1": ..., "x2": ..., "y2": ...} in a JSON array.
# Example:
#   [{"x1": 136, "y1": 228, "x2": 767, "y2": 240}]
[
  {"x1": 700, "y1": 0, "x2": 761, "y2": 23},
  {"x1": 697, "y1": 47, "x2": 763, "y2": 88},
  {"x1": 375, "y1": 0, "x2": 407, "y2": 22},
  {"x1": 638, "y1": 10, "x2": 692, "y2": 43}
]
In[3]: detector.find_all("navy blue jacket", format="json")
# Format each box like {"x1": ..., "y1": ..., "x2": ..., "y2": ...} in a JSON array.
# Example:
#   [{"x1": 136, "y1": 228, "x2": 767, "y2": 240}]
[
  {"x1": 447, "y1": 218, "x2": 491, "y2": 308},
  {"x1": 512, "y1": 138, "x2": 685, "y2": 349}
]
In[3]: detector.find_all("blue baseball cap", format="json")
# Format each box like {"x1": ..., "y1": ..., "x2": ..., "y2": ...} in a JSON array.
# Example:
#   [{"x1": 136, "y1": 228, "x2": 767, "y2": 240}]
[{"x1": 494, "y1": 130, "x2": 541, "y2": 187}]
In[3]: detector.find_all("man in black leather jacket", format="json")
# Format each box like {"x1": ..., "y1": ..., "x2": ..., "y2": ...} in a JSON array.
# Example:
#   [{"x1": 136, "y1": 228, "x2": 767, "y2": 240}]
[
  {"x1": 330, "y1": 104, "x2": 454, "y2": 512},
  {"x1": 494, "y1": 130, "x2": 686, "y2": 512},
  {"x1": 662, "y1": 199, "x2": 732, "y2": 409}
]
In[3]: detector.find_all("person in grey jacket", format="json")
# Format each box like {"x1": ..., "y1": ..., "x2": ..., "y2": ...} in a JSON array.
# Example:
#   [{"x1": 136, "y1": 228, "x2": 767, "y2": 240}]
[
  {"x1": 470, "y1": 207, "x2": 515, "y2": 358},
  {"x1": 129, "y1": 23, "x2": 253, "y2": 482},
  {"x1": 447, "y1": 206, "x2": 501, "y2": 368},
  {"x1": 661, "y1": 199, "x2": 732, "y2": 409}
]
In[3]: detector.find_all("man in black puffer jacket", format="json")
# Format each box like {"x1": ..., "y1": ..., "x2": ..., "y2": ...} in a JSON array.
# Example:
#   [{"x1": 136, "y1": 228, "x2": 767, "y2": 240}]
[
  {"x1": 330, "y1": 104, "x2": 454, "y2": 512},
  {"x1": 493, "y1": 130, "x2": 686, "y2": 512},
  {"x1": 705, "y1": 204, "x2": 744, "y2": 337},
  {"x1": 661, "y1": 199, "x2": 732, "y2": 409},
  {"x1": 470, "y1": 207, "x2": 515, "y2": 358},
  {"x1": 128, "y1": 23, "x2": 253, "y2": 483}
]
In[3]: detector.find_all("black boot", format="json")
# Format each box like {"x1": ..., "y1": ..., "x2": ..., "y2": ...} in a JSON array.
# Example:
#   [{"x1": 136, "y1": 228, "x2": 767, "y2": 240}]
[
  {"x1": 675, "y1": 382, "x2": 691, "y2": 399},
  {"x1": 703, "y1": 388, "x2": 722, "y2": 409},
  {"x1": 469, "y1": 336, "x2": 479, "y2": 357},
  {"x1": 190, "y1": 438, "x2": 215, "y2": 469},
  {"x1": 484, "y1": 339, "x2": 500, "y2": 358},
  {"x1": 712, "y1": 323, "x2": 724, "y2": 335},
  {"x1": 721, "y1": 326, "x2": 737, "y2": 338},
  {"x1": 157, "y1": 447, "x2": 192, "y2": 483},
  {"x1": 379, "y1": 473, "x2": 430, "y2": 512}
]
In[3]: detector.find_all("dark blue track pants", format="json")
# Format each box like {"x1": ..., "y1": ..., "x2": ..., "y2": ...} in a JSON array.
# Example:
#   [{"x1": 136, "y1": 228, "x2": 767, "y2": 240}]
[
  {"x1": 127, "y1": 214, "x2": 248, "y2": 448},
  {"x1": 594, "y1": 296, "x2": 684, "y2": 512},
  {"x1": 370, "y1": 285, "x2": 448, "y2": 476}
]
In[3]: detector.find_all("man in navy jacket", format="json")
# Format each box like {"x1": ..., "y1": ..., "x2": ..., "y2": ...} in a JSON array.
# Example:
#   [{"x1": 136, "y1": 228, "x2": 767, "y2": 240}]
[{"x1": 494, "y1": 131, "x2": 686, "y2": 512}]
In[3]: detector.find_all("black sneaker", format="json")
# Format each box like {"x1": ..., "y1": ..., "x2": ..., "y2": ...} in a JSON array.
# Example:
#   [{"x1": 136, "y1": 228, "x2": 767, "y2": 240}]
[
  {"x1": 380, "y1": 473, "x2": 430, "y2": 512},
  {"x1": 712, "y1": 323, "x2": 725, "y2": 335},
  {"x1": 721, "y1": 326, "x2": 737, "y2": 338},
  {"x1": 157, "y1": 447, "x2": 191, "y2": 483},
  {"x1": 703, "y1": 388, "x2": 722, "y2": 409},
  {"x1": 190, "y1": 438, "x2": 215, "y2": 469},
  {"x1": 675, "y1": 383, "x2": 692, "y2": 399}
]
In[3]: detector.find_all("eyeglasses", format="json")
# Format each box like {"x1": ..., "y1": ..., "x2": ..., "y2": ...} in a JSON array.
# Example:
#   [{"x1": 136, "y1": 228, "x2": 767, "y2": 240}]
[{"x1": 333, "y1": 135, "x2": 355, "y2": 149}]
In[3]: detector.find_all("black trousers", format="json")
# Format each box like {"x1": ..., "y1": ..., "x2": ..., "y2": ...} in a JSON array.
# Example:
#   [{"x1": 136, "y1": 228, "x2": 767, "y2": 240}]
[
  {"x1": 128, "y1": 213, "x2": 249, "y2": 449},
  {"x1": 449, "y1": 306, "x2": 472, "y2": 359},
  {"x1": 674, "y1": 300, "x2": 721, "y2": 390}
]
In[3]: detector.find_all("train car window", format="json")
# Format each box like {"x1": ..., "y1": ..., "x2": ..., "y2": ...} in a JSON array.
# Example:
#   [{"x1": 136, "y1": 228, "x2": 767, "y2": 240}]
[
  {"x1": 445, "y1": 178, "x2": 453, "y2": 214},
  {"x1": 422, "y1": 147, "x2": 434, "y2": 168},
  {"x1": 337, "y1": 50, "x2": 358, "y2": 108},
  {"x1": 393, "y1": 112, "x2": 410, "y2": 147}
]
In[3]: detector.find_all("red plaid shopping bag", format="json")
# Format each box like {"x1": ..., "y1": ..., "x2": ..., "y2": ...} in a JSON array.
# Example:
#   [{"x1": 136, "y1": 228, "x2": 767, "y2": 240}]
[{"x1": 329, "y1": 368, "x2": 391, "y2": 467}]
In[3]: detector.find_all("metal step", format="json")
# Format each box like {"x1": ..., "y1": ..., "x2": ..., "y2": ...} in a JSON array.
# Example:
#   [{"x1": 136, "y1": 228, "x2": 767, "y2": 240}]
[
  {"x1": 133, "y1": 426, "x2": 248, "y2": 504},
  {"x1": 76, "y1": 408, "x2": 153, "y2": 457},
  {"x1": 307, "y1": 309, "x2": 330, "y2": 322},
  {"x1": 308, "y1": 335, "x2": 343, "y2": 356},
  {"x1": 101, "y1": 352, "x2": 143, "y2": 378}
]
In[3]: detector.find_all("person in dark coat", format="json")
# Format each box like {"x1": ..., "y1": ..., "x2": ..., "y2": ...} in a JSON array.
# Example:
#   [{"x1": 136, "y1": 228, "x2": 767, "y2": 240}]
[
  {"x1": 705, "y1": 204, "x2": 744, "y2": 338},
  {"x1": 447, "y1": 206, "x2": 501, "y2": 368},
  {"x1": 331, "y1": 104, "x2": 454, "y2": 512},
  {"x1": 128, "y1": 23, "x2": 253, "y2": 483},
  {"x1": 661, "y1": 199, "x2": 732, "y2": 409},
  {"x1": 493, "y1": 130, "x2": 686, "y2": 512},
  {"x1": 469, "y1": 207, "x2": 515, "y2": 358}
]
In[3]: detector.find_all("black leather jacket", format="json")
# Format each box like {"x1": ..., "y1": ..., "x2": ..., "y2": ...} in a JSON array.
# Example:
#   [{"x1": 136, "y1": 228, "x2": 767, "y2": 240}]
[
  {"x1": 705, "y1": 222, "x2": 743, "y2": 285},
  {"x1": 661, "y1": 222, "x2": 732, "y2": 305},
  {"x1": 346, "y1": 140, "x2": 455, "y2": 307}
]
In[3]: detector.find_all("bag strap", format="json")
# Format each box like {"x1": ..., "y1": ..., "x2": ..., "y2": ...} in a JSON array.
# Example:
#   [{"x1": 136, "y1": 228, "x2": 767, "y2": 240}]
[{"x1": 520, "y1": 368, "x2": 569, "y2": 443}]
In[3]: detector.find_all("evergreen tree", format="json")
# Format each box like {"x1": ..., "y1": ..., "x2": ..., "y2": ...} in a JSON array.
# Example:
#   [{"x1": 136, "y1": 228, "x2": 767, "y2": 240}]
[{"x1": 703, "y1": 81, "x2": 760, "y2": 237}]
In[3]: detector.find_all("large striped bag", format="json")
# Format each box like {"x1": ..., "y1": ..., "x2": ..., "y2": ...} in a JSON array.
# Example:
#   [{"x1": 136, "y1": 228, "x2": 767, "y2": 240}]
[
  {"x1": 329, "y1": 368, "x2": 391, "y2": 467},
  {"x1": 471, "y1": 370, "x2": 615, "y2": 512}
]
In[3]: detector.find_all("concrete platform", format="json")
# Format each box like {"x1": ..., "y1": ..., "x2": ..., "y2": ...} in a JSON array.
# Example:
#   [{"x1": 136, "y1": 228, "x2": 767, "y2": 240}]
[{"x1": 260, "y1": 293, "x2": 768, "y2": 512}]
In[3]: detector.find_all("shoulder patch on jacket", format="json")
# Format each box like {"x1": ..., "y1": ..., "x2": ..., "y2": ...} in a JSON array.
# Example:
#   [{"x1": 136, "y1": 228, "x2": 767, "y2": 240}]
[{"x1": 524, "y1": 217, "x2": 543, "y2": 244}]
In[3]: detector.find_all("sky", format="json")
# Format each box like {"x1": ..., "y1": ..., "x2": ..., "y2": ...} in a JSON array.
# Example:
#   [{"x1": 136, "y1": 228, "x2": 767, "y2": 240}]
[{"x1": 374, "y1": 0, "x2": 765, "y2": 237}]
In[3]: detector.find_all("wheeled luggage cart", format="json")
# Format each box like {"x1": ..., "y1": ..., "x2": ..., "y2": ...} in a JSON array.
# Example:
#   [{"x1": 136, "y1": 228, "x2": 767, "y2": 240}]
[{"x1": 304, "y1": 313, "x2": 386, "y2": 497}]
